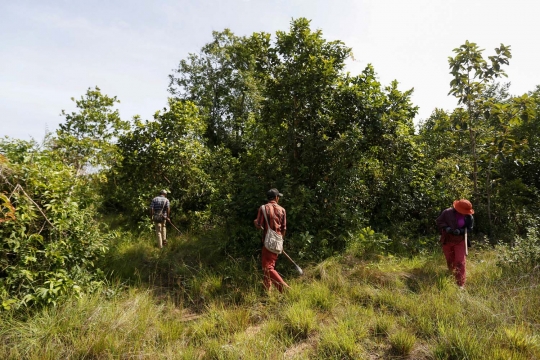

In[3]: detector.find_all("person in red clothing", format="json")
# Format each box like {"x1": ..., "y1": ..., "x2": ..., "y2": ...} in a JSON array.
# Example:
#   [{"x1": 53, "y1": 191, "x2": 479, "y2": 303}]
[
  {"x1": 436, "y1": 199, "x2": 475, "y2": 289},
  {"x1": 254, "y1": 188, "x2": 290, "y2": 292}
]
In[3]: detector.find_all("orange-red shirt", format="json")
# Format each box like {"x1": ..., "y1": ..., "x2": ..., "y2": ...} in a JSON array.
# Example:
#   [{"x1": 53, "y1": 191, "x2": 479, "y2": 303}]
[{"x1": 255, "y1": 200, "x2": 287, "y2": 238}]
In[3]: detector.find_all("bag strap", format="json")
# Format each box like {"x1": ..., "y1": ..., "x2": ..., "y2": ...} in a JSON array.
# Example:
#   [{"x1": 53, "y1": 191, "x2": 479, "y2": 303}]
[
  {"x1": 261, "y1": 204, "x2": 280, "y2": 232},
  {"x1": 261, "y1": 205, "x2": 270, "y2": 228},
  {"x1": 158, "y1": 198, "x2": 167, "y2": 215},
  {"x1": 162, "y1": 200, "x2": 167, "y2": 213}
]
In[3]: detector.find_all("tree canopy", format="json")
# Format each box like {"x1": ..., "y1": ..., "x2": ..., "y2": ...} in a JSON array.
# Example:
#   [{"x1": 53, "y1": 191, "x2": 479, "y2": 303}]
[{"x1": 2, "y1": 18, "x2": 540, "y2": 310}]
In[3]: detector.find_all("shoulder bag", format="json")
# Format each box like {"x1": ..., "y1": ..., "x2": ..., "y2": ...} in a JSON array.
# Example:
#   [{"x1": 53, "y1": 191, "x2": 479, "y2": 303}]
[
  {"x1": 153, "y1": 200, "x2": 167, "y2": 223},
  {"x1": 261, "y1": 205, "x2": 284, "y2": 254}
]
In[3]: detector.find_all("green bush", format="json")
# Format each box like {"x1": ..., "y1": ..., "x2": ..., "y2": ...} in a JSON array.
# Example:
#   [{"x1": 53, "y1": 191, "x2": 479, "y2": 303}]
[
  {"x1": 0, "y1": 139, "x2": 110, "y2": 310},
  {"x1": 105, "y1": 99, "x2": 214, "y2": 229},
  {"x1": 346, "y1": 227, "x2": 392, "y2": 257},
  {"x1": 498, "y1": 227, "x2": 540, "y2": 271}
]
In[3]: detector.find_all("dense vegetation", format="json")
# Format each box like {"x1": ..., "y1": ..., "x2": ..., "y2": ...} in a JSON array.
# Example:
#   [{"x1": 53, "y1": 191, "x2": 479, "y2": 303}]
[{"x1": 1, "y1": 18, "x2": 540, "y2": 358}]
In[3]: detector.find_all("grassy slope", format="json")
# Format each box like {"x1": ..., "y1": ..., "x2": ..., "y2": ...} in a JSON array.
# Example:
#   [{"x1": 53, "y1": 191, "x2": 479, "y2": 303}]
[{"x1": 1, "y1": 230, "x2": 539, "y2": 360}]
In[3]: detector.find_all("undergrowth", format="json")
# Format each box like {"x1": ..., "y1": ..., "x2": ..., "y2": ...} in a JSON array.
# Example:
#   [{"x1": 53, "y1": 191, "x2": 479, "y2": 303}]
[{"x1": 1, "y1": 230, "x2": 539, "y2": 359}]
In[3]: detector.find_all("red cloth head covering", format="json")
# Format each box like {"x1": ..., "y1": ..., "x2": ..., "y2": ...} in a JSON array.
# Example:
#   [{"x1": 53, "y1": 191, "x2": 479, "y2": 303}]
[{"x1": 453, "y1": 199, "x2": 474, "y2": 215}]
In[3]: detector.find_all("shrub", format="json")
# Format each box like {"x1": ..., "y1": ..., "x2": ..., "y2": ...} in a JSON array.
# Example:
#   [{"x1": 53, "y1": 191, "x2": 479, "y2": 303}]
[
  {"x1": 346, "y1": 227, "x2": 392, "y2": 258},
  {"x1": 0, "y1": 139, "x2": 110, "y2": 310},
  {"x1": 497, "y1": 227, "x2": 540, "y2": 271}
]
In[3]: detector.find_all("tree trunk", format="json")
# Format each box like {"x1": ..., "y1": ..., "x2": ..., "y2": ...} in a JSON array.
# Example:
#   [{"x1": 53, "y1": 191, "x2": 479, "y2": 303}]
[
  {"x1": 467, "y1": 104, "x2": 479, "y2": 196},
  {"x1": 486, "y1": 157, "x2": 493, "y2": 235}
]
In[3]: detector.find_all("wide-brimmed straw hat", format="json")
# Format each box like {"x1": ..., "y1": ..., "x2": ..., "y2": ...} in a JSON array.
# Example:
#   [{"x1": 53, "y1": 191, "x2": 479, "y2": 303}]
[{"x1": 453, "y1": 199, "x2": 474, "y2": 215}]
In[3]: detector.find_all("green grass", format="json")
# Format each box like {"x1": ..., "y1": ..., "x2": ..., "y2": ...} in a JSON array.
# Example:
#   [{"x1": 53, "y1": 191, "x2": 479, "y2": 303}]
[
  {"x1": 1, "y1": 231, "x2": 540, "y2": 359},
  {"x1": 389, "y1": 329, "x2": 416, "y2": 356}
]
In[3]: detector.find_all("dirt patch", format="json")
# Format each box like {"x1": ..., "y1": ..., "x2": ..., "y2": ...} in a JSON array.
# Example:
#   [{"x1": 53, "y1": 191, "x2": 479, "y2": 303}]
[
  {"x1": 283, "y1": 341, "x2": 312, "y2": 359},
  {"x1": 244, "y1": 325, "x2": 262, "y2": 337},
  {"x1": 173, "y1": 308, "x2": 202, "y2": 322},
  {"x1": 409, "y1": 342, "x2": 431, "y2": 360}
]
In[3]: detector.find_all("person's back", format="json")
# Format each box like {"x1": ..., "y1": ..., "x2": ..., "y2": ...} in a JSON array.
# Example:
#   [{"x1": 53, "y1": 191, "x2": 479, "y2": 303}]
[
  {"x1": 259, "y1": 201, "x2": 286, "y2": 236},
  {"x1": 254, "y1": 188, "x2": 289, "y2": 292},
  {"x1": 151, "y1": 195, "x2": 169, "y2": 218},
  {"x1": 150, "y1": 190, "x2": 170, "y2": 248}
]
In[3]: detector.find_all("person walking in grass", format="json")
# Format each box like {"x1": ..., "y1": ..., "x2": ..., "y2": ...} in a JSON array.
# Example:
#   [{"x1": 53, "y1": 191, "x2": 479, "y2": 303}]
[
  {"x1": 150, "y1": 190, "x2": 170, "y2": 248},
  {"x1": 436, "y1": 199, "x2": 474, "y2": 289},
  {"x1": 254, "y1": 188, "x2": 290, "y2": 293}
]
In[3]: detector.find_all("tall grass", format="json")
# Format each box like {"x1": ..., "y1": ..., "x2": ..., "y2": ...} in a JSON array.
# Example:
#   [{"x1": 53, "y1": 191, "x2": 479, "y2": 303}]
[{"x1": 1, "y1": 231, "x2": 540, "y2": 359}]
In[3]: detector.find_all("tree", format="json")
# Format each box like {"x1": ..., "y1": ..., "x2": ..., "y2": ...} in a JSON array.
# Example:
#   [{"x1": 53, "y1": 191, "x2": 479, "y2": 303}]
[
  {"x1": 448, "y1": 41, "x2": 511, "y2": 195},
  {"x1": 169, "y1": 30, "x2": 268, "y2": 155},
  {"x1": 0, "y1": 138, "x2": 109, "y2": 310},
  {"x1": 211, "y1": 19, "x2": 419, "y2": 255},
  {"x1": 418, "y1": 43, "x2": 540, "y2": 237},
  {"x1": 55, "y1": 87, "x2": 129, "y2": 173},
  {"x1": 108, "y1": 99, "x2": 213, "y2": 227},
  {"x1": 417, "y1": 109, "x2": 474, "y2": 211},
  {"x1": 162, "y1": 19, "x2": 427, "y2": 256}
]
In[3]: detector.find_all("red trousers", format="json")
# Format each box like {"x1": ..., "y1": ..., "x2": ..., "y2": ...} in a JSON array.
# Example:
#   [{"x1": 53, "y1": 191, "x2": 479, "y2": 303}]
[
  {"x1": 442, "y1": 239, "x2": 467, "y2": 286},
  {"x1": 261, "y1": 246, "x2": 289, "y2": 292}
]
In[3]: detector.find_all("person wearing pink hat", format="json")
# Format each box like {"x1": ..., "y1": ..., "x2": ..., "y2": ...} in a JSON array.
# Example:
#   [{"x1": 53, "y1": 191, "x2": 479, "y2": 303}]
[{"x1": 436, "y1": 199, "x2": 475, "y2": 289}]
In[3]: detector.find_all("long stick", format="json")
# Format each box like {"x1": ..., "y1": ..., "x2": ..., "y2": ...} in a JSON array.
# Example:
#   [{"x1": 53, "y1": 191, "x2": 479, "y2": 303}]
[
  {"x1": 14, "y1": 184, "x2": 55, "y2": 228},
  {"x1": 464, "y1": 227, "x2": 468, "y2": 256},
  {"x1": 167, "y1": 218, "x2": 183, "y2": 235},
  {"x1": 282, "y1": 251, "x2": 303, "y2": 275}
]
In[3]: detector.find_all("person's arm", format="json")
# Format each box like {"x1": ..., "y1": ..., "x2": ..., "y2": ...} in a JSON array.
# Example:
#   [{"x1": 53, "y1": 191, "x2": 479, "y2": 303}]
[
  {"x1": 166, "y1": 200, "x2": 171, "y2": 219},
  {"x1": 254, "y1": 206, "x2": 264, "y2": 230},
  {"x1": 435, "y1": 209, "x2": 448, "y2": 231}
]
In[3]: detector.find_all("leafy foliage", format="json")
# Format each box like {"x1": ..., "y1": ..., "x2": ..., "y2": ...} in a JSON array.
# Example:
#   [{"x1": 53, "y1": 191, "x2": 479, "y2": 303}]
[
  {"x1": 169, "y1": 29, "x2": 266, "y2": 154},
  {"x1": 0, "y1": 138, "x2": 109, "y2": 310},
  {"x1": 4, "y1": 21, "x2": 540, "y2": 316},
  {"x1": 498, "y1": 226, "x2": 540, "y2": 271},
  {"x1": 165, "y1": 19, "x2": 422, "y2": 255},
  {"x1": 418, "y1": 42, "x2": 539, "y2": 239},
  {"x1": 106, "y1": 99, "x2": 214, "y2": 229},
  {"x1": 346, "y1": 227, "x2": 392, "y2": 258},
  {"x1": 55, "y1": 87, "x2": 129, "y2": 173}
]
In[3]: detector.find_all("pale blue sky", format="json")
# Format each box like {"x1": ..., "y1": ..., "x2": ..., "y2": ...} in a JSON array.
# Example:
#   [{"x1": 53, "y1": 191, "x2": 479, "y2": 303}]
[{"x1": 1, "y1": 0, "x2": 539, "y2": 140}]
